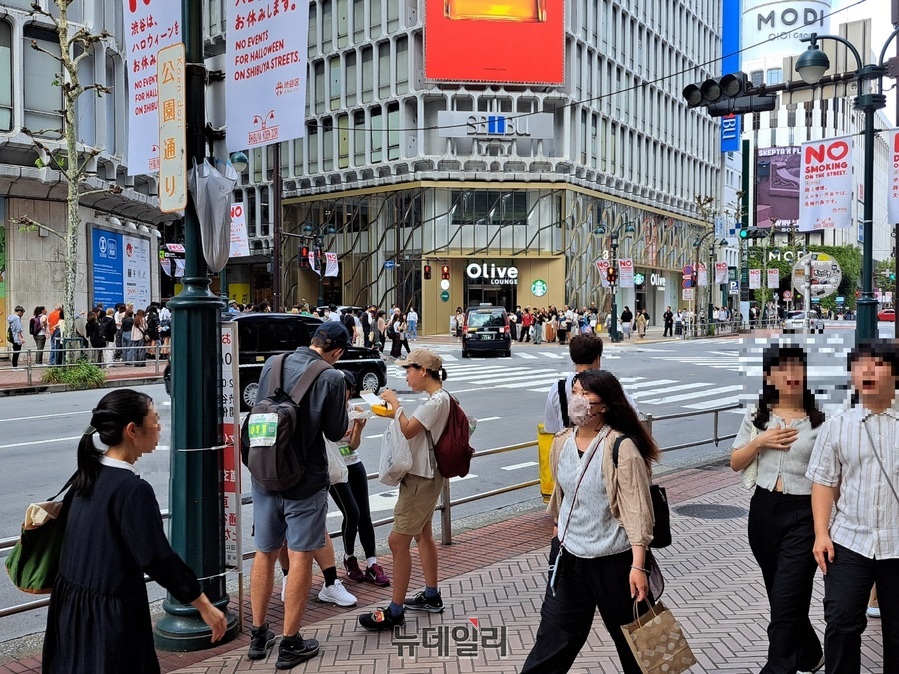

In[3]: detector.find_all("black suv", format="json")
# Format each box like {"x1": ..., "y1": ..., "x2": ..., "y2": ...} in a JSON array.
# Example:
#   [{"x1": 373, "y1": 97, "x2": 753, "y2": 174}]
[
  {"x1": 228, "y1": 313, "x2": 387, "y2": 410},
  {"x1": 462, "y1": 304, "x2": 512, "y2": 358}
]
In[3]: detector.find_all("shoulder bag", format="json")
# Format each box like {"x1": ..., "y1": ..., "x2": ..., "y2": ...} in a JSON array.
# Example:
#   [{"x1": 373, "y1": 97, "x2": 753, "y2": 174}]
[
  {"x1": 612, "y1": 436, "x2": 671, "y2": 549},
  {"x1": 864, "y1": 419, "x2": 899, "y2": 507}
]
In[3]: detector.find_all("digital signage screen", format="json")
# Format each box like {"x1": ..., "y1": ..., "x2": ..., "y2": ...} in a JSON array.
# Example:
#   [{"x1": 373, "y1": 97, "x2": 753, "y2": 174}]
[{"x1": 424, "y1": 0, "x2": 564, "y2": 85}]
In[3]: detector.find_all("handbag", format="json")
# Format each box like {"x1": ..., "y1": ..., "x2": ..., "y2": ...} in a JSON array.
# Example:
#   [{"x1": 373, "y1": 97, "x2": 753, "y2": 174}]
[
  {"x1": 378, "y1": 416, "x2": 413, "y2": 486},
  {"x1": 621, "y1": 601, "x2": 697, "y2": 674},
  {"x1": 612, "y1": 437, "x2": 671, "y2": 549},
  {"x1": 5, "y1": 475, "x2": 76, "y2": 594},
  {"x1": 741, "y1": 421, "x2": 760, "y2": 490}
]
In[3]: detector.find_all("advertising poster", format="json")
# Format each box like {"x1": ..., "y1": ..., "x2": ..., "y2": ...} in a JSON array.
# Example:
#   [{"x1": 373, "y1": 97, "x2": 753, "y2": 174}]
[
  {"x1": 799, "y1": 136, "x2": 853, "y2": 232},
  {"x1": 757, "y1": 147, "x2": 800, "y2": 224},
  {"x1": 618, "y1": 258, "x2": 634, "y2": 288},
  {"x1": 889, "y1": 129, "x2": 899, "y2": 224},
  {"x1": 424, "y1": 0, "x2": 564, "y2": 84},
  {"x1": 230, "y1": 203, "x2": 251, "y2": 258},
  {"x1": 715, "y1": 262, "x2": 729, "y2": 284},
  {"x1": 226, "y1": 0, "x2": 310, "y2": 150},
  {"x1": 92, "y1": 228, "x2": 152, "y2": 308},
  {"x1": 698, "y1": 263, "x2": 709, "y2": 287},
  {"x1": 749, "y1": 269, "x2": 762, "y2": 289},
  {"x1": 123, "y1": 0, "x2": 182, "y2": 175},
  {"x1": 767, "y1": 268, "x2": 780, "y2": 289}
]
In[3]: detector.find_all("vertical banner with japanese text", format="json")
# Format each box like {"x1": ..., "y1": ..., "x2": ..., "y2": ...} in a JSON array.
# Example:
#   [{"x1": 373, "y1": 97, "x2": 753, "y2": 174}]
[
  {"x1": 714, "y1": 262, "x2": 728, "y2": 284},
  {"x1": 595, "y1": 259, "x2": 610, "y2": 288},
  {"x1": 749, "y1": 269, "x2": 762, "y2": 289},
  {"x1": 324, "y1": 252, "x2": 339, "y2": 277},
  {"x1": 889, "y1": 129, "x2": 899, "y2": 224},
  {"x1": 123, "y1": 0, "x2": 182, "y2": 175},
  {"x1": 618, "y1": 259, "x2": 635, "y2": 288},
  {"x1": 226, "y1": 0, "x2": 310, "y2": 150},
  {"x1": 697, "y1": 263, "x2": 709, "y2": 287},
  {"x1": 799, "y1": 135, "x2": 853, "y2": 232},
  {"x1": 221, "y1": 323, "x2": 242, "y2": 569},
  {"x1": 767, "y1": 268, "x2": 780, "y2": 289},
  {"x1": 230, "y1": 203, "x2": 251, "y2": 258}
]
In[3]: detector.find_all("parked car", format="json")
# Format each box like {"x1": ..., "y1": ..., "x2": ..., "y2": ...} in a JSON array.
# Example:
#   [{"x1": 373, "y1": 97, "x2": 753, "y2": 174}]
[
  {"x1": 462, "y1": 304, "x2": 512, "y2": 358},
  {"x1": 315, "y1": 305, "x2": 365, "y2": 317},
  {"x1": 878, "y1": 308, "x2": 896, "y2": 322},
  {"x1": 783, "y1": 310, "x2": 825, "y2": 334},
  {"x1": 227, "y1": 313, "x2": 386, "y2": 410}
]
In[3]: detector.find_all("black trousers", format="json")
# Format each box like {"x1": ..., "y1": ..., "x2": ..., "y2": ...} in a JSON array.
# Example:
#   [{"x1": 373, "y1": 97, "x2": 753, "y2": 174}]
[
  {"x1": 11, "y1": 341, "x2": 22, "y2": 367},
  {"x1": 823, "y1": 543, "x2": 899, "y2": 673},
  {"x1": 329, "y1": 463, "x2": 376, "y2": 559},
  {"x1": 663, "y1": 322, "x2": 673, "y2": 336},
  {"x1": 521, "y1": 549, "x2": 650, "y2": 674},
  {"x1": 747, "y1": 487, "x2": 822, "y2": 674}
]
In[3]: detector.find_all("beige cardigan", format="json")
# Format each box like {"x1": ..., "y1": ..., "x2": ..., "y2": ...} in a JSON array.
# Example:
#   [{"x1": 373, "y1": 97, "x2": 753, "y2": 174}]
[{"x1": 547, "y1": 428, "x2": 655, "y2": 549}]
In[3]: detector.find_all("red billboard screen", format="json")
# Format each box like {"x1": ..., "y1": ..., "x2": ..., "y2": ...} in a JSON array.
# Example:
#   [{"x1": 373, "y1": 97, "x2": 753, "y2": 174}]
[{"x1": 424, "y1": 0, "x2": 565, "y2": 85}]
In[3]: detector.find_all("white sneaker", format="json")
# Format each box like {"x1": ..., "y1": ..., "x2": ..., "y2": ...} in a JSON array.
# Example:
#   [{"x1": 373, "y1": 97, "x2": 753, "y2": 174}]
[
  {"x1": 867, "y1": 606, "x2": 881, "y2": 618},
  {"x1": 318, "y1": 579, "x2": 357, "y2": 607}
]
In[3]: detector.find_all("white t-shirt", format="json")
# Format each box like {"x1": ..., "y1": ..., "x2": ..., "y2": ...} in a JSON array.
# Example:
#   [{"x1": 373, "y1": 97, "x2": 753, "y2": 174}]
[{"x1": 402, "y1": 389, "x2": 451, "y2": 478}]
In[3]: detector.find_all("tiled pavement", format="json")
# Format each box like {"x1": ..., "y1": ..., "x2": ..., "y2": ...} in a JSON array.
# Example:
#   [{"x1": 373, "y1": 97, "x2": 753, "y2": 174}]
[{"x1": 0, "y1": 464, "x2": 885, "y2": 673}]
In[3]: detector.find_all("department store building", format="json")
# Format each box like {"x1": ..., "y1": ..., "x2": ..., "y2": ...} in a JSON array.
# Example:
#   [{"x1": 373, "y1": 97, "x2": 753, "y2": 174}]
[{"x1": 218, "y1": 0, "x2": 726, "y2": 335}]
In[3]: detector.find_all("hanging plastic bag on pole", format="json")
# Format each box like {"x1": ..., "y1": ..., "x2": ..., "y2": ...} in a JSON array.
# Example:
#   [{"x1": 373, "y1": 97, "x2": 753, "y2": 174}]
[{"x1": 188, "y1": 158, "x2": 238, "y2": 273}]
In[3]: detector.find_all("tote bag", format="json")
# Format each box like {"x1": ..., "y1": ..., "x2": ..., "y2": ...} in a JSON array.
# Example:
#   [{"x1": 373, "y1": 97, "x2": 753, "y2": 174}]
[{"x1": 621, "y1": 601, "x2": 697, "y2": 674}]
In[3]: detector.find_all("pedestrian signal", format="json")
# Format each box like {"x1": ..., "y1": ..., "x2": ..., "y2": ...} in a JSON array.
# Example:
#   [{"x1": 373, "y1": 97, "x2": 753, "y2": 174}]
[
  {"x1": 424, "y1": 264, "x2": 432, "y2": 280},
  {"x1": 441, "y1": 265, "x2": 450, "y2": 280},
  {"x1": 299, "y1": 245, "x2": 310, "y2": 268},
  {"x1": 606, "y1": 267, "x2": 618, "y2": 285}
]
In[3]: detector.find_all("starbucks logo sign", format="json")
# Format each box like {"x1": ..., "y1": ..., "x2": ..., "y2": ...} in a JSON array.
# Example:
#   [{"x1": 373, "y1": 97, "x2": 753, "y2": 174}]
[{"x1": 531, "y1": 280, "x2": 547, "y2": 297}]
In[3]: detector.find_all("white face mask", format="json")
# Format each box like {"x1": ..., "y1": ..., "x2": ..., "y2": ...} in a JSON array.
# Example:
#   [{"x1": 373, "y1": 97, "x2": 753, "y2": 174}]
[{"x1": 568, "y1": 394, "x2": 601, "y2": 426}]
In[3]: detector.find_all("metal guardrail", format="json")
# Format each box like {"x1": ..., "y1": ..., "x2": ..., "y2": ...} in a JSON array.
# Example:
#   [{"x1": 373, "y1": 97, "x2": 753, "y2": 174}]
[
  {"x1": 0, "y1": 343, "x2": 165, "y2": 385},
  {"x1": 0, "y1": 404, "x2": 738, "y2": 619}
]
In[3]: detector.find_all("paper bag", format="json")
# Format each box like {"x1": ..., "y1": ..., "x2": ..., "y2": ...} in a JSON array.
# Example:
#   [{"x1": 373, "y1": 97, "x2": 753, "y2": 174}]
[{"x1": 621, "y1": 601, "x2": 697, "y2": 674}]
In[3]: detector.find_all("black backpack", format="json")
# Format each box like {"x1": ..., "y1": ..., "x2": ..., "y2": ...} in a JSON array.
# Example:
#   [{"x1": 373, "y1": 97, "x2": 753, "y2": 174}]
[
  {"x1": 29, "y1": 316, "x2": 42, "y2": 336},
  {"x1": 102, "y1": 316, "x2": 117, "y2": 342},
  {"x1": 426, "y1": 394, "x2": 475, "y2": 479},
  {"x1": 240, "y1": 353, "x2": 331, "y2": 492},
  {"x1": 386, "y1": 321, "x2": 397, "y2": 339}
]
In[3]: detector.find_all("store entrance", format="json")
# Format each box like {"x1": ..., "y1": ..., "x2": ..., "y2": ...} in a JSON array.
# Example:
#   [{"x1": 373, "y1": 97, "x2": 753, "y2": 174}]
[{"x1": 465, "y1": 285, "x2": 516, "y2": 311}]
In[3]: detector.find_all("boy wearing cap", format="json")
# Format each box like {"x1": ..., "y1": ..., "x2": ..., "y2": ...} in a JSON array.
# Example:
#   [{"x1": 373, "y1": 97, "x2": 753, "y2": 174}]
[
  {"x1": 359, "y1": 348, "x2": 451, "y2": 631},
  {"x1": 247, "y1": 322, "x2": 350, "y2": 668}
]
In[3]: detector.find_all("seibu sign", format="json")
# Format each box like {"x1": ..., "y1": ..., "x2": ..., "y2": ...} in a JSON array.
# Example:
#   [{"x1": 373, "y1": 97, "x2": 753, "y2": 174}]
[{"x1": 467, "y1": 262, "x2": 519, "y2": 285}]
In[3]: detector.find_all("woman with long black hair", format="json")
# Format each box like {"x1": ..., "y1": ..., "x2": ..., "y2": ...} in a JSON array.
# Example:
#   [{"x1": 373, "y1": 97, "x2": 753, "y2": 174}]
[
  {"x1": 730, "y1": 344, "x2": 826, "y2": 674},
  {"x1": 522, "y1": 369, "x2": 660, "y2": 674},
  {"x1": 43, "y1": 389, "x2": 226, "y2": 673}
]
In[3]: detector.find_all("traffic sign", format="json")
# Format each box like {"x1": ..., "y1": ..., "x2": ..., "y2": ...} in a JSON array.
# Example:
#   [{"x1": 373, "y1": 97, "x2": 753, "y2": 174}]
[
  {"x1": 683, "y1": 264, "x2": 695, "y2": 276},
  {"x1": 792, "y1": 253, "x2": 842, "y2": 299},
  {"x1": 158, "y1": 44, "x2": 187, "y2": 213},
  {"x1": 783, "y1": 290, "x2": 793, "y2": 301},
  {"x1": 383, "y1": 260, "x2": 396, "y2": 270},
  {"x1": 440, "y1": 290, "x2": 450, "y2": 302}
]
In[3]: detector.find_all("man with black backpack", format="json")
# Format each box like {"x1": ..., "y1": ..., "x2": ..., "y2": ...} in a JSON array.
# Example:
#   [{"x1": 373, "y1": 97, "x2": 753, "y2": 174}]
[{"x1": 246, "y1": 322, "x2": 349, "y2": 669}]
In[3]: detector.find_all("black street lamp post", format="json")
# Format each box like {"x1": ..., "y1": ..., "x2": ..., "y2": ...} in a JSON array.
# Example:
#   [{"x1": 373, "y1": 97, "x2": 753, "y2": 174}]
[
  {"x1": 593, "y1": 221, "x2": 636, "y2": 342},
  {"x1": 795, "y1": 28, "x2": 899, "y2": 342},
  {"x1": 301, "y1": 222, "x2": 337, "y2": 308}
]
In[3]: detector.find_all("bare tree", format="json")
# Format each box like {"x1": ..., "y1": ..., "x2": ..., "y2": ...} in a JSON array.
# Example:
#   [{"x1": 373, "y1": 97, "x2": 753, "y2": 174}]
[{"x1": 11, "y1": 1, "x2": 121, "y2": 351}]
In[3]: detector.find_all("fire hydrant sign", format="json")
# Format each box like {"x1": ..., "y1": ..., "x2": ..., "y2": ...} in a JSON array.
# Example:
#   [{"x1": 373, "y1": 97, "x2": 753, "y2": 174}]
[
  {"x1": 799, "y1": 135, "x2": 853, "y2": 232},
  {"x1": 157, "y1": 44, "x2": 186, "y2": 213},
  {"x1": 123, "y1": 0, "x2": 182, "y2": 175},
  {"x1": 226, "y1": 0, "x2": 310, "y2": 151}
]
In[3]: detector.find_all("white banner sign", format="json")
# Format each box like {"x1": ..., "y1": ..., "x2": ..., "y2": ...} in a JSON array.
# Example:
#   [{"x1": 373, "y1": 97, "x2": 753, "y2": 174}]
[
  {"x1": 749, "y1": 269, "x2": 762, "y2": 289},
  {"x1": 767, "y1": 268, "x2": 780, "y2": 289},
  {"x1": 697, "y1": 263, "x2": 709, "y2": 287},
  {"x1": 889, "y1": 129, "x2": 899, "y2": 224},
  {"x1": 595, "y1": 259, "x2": 611, "y2": 288},
  {"x1": 682, "y1": 288, "x2": 694, "y2": 301},
  {"x1": 123, "y1": 0, "x2": 182, "y2": 175},
  {"x1": 226, "y1": 0, "x2": 310, "y2": 150},
  {"x1": 229, "y1": 203, "x2": 251, "y2": 258},
  {"x1": 324, "y1": 252, "x2": 339, "y2": 278},
  {"x1": 618, "y1": 258, "x2": 634, "y2": 288},
  {"x1": 799, "y1": 135, "x2": 853, "y2": 232},
  {"x1": 715, "y1": 262, "x2": 728, "y2": 284}
]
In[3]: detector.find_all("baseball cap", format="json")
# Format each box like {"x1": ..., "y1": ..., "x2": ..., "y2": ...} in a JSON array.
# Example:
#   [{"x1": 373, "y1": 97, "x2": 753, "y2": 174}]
[
  {"x1": 396, "y1": 348, "x2": 443, "y2": 372},
  {"x1": 313, "y1": 321, "x2": 351, "y2": 349}
]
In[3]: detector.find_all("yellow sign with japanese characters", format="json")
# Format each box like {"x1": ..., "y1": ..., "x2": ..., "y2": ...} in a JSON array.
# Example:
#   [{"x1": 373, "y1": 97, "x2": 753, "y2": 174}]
[{"x1": 157, "y1": 43, "x2": 186, "y2": 213}]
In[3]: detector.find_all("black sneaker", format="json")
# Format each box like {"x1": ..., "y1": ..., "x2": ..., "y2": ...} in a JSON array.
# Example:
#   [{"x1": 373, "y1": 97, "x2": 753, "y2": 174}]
[
  {"x1": 247, "y1": 622, "x2": 276, "y2": 660},
  {"x1": 404, "y1": 590, "x2": 444, "y2": 613},
  {"x1": 358, "y1": 607, "x2": 405, "y2": 631},
  {"x1": 275, "y1": 634, "x2": 320, "y2": 669}
]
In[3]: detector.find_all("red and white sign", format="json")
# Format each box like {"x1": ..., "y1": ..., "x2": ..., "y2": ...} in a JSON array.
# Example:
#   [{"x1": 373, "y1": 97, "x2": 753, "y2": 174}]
[
  {"x1": 230, "y1": 202, "x2": 251, "y2": 258},
  {"x1": 715, "y1": 262, "x2": 728, "y2": 284},
  {"x1": 595, "y1": 259, "x2": 611, "y2": 288},
  {"x1": 767, "y1": 268, "x2": 780, "y2": 289},
  {"x1": 889, "y1": 129, "x2": 899, "y2": 224},
  {"x1": 799, "y1": 136, "x2": 853, "y2": 232},
  {"x1": 749, "y1": 269, "x2": 762, "y2": 289},
  {"x1": 783, "y1": 290, "x2": 793, "y2": 301},
  {"x1": 324, "y1": 252, "x2": 339, "y2": 278},
  {"x1": 618, "y1": 258, "x2": 635, "y2": 288},
  {"x1": 697, "y1": 263, "x2": 709, "y2": 287},
  {"x1": 226, "y1": 0, "x2": 309, "y2": 150},
  {"x1": 123, "y1": 0, "x2": 182, "y2": 175},
  {"x1": 220, "y1": 323, "x2": 242, "y2": 568}
]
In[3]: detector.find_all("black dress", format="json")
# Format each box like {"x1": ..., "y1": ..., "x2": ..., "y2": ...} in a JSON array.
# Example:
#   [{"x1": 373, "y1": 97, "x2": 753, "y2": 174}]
[{"x1": 43, "y1": 464, "x2": 201, "y2": 674}]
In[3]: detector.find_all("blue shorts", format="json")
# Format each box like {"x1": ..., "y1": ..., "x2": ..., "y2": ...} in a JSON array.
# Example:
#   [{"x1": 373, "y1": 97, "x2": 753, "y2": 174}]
[{"x1": 251, "y1": 483, "x2": 328, "y2": 553}]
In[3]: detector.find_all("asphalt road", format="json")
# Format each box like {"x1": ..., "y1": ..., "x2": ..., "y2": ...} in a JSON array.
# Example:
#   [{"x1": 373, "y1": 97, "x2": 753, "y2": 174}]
[{"x1": 0, "y1": 320, "x2": 884, "y2": 644}]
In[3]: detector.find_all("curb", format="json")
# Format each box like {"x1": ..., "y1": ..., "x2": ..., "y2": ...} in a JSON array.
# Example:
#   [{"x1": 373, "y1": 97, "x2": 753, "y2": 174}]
[{"x1": 0, "y1": 376, "x2": 164, "y2": 397}]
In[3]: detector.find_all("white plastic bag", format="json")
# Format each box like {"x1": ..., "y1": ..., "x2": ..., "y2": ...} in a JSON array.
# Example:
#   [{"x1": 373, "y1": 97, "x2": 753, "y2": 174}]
[
  {"x1": 379, "y1": 417, "x2": 413, "y2": 486},
  {"x1": 325, "y1": 439, "x2": 349, "y2": 484}
]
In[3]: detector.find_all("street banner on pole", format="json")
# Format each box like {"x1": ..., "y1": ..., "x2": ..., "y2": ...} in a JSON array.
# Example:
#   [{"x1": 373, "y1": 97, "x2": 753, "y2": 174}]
[
  {"x1": 749, "y1": 269, "x2": 762, "y2": 289},
  {"x1": 230, "y1": 203, "x2": 251, "y2": 258},
  {"x1": 767, "y1": 268, "x2": 780, "y2": 289},
  {"x1": 123, "y1": 0, "x2": 182, "y2": 175},
  {"x1": 618, "y1": 258, "x2": 634, "y2": 288},
  {"x1": 220, "y1": 323, "x2": 242, "y2": 569},
  {"x1": 324, "y1": 252, "x2": 339, "y2": 277},
  {"x1": 226, "y1": 0, "x2": 310, "y2": 150},
  {"x1": 715, "y1": 262, "x2": 728, "y2": 284},
  {"x1": 595, "y1": 259, "x2": 611, "y2": 288},
  {"x1": 889, "y1": 129, "x2": 899, "y2": 224},
  {"x1": 157, "y1": 44, "x2": 187, "y2": 213},
  {"x1": 698, "y1": 263, "x2": 709, "y2": 287},
  {"x1": 309, "y1": 250, "x2": 320, "y2": 275},
  {"x1": 799, "y1": 135, "x2": 853, "y2": 232}
]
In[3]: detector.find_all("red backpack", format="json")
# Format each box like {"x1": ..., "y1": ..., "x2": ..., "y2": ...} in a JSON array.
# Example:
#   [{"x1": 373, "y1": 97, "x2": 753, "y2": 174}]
[{"x1": 427, "y1": 394, "x2": 475, "y2": 479}]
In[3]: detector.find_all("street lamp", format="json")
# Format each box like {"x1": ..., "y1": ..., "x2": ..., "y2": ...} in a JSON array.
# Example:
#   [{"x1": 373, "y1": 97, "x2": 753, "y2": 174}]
[
  {"x1": 301, "y1": 221, "x2": 337, "y2": 307},
  {"x1": 593, "y1": 221, "x2": 636, "y2": 342},
  {"x1": 219, "y1": 152, "x2": 249, "y2": 302},
  {"x1": 693, "y1": 230, "x2": 720, "y2": 335},
  {"x1": 794, "y1": 28, "x2": 899, "y2": 342}
]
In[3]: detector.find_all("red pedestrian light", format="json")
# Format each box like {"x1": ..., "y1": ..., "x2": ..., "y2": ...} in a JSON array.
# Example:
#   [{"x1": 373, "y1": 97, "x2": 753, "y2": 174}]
[
  {"x1": 423, "y1": 264, "x2": 432, "y2": 280},
  {"x1": 441, "y1": 265, "x2": 450, "y2": 280}
]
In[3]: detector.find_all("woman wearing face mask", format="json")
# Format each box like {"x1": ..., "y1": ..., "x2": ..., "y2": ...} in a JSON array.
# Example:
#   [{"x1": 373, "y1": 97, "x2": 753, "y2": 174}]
[
  {"x1": 521, "y1": 369, "x2": 660, "y2": 674},
  {"x1": 730, "y1": 344, "x2": 825, "y2": 674}
]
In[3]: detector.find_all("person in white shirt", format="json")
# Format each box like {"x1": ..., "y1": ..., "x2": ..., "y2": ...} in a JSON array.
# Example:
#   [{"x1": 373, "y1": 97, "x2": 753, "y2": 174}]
[
  {"x1": 406, "y1": 308, "x2": 418, "y2": 340},
  {"x1": 807, "y1": 339, "x2": 899, "y2": 674},
  {"x1": 359, "y1": 348, "x2": 450, "y2": 631}
]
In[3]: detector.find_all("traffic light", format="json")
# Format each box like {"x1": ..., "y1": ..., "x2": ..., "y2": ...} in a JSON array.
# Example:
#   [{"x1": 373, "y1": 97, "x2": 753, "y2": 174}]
[
  {"x1": 299, "y1": 245, "x2": 310, "y2": 268},
  {"x1": 738, "y1": 227, "x2": 770, "y2": 241},
  {"x1": 606, "y1": 266, "x2": 619, "y2": 286},
  {"x1": 423, "y1": 263, "x2": 432, "y2": 280},
  {"x1": 441, "y1": 265, "x2": 450, "y2": 280},
  {"x1": 682, "y1": 71, "x2": 776, "y2": 117}
]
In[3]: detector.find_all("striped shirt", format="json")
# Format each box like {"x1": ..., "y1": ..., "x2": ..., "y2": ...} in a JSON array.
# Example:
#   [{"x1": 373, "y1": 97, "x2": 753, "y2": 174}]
[{"x1": 806, "y1": 404, "x2": 899, "y2": 560}]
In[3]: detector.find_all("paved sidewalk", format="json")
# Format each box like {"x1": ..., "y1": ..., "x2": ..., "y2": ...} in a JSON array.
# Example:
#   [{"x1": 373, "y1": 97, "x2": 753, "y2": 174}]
[{"x1": 0, "y1": 463, "x2": 885, "y2": 673}]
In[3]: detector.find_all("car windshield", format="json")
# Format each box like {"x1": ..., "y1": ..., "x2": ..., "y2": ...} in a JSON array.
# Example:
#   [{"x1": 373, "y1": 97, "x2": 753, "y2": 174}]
[{"x1": 467, "y1": 311, "x2": 505, "y2": 328}]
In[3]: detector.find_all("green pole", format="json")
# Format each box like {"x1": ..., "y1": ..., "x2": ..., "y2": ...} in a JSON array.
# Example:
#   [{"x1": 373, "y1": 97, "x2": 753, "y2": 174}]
[{"x1": 154, "y1": 0, "x2": 239, "y2": 651}]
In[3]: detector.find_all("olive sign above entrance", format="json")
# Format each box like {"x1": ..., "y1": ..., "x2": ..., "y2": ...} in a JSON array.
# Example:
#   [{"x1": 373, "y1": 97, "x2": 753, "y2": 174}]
[{"x1": 466, "y1": 263, "x2": 519, "y2": 285}]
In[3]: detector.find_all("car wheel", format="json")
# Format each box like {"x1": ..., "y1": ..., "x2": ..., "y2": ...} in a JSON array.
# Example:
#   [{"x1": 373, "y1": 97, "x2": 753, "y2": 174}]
[
  {"x1": 241, "y1": 374, "x2": 260, "y2": 412},
  {"x1": 462, "y1": 350, "x2": 469, "y2": 358},
  {"x1": 501, "y1": 350, "x2": 511, "y2": 358},
  {"x1": 359, "y1": 369, "x2": 382, "y2": 393}
]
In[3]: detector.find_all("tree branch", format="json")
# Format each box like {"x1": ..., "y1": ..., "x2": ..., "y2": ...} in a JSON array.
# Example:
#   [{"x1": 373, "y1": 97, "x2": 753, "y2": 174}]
[
  {"x1": 80, "y1": 185, "x2": 123, "y2": 198},
  {"x1": 28, "y1": 2, "x2": 53, "y2": 18},
  {"x1": 29, "y1": 40, "x2": 64, "y2": 63},
  {"x1": 12, "y1": 215, "x2": 66, "y2": 242}
]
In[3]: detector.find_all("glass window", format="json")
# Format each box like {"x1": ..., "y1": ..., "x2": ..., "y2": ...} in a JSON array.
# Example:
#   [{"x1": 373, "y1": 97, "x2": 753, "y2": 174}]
[
  {"x1": 345, "y1": 51, "x2": 357, "y2": 105},
  {"x1": 387, "y1": 102, "x2": 399, "y2": 160},
  {"x1": 23, "y1": 26, "x2": 63, "y2": 138},
  {"x1": 361, "y1": 46, "x2": 373, "y2": 102},
  {"x1": 314, "y1": 60, "x2": 325, "y2": 114},
  {"x1": 766, "y1": 68, "x2": 782, "y2": 85},
  {"x1": 260, "y1": 186, "x2": 270, "y2": 237},
  {"x1": 321, "y1": 0, "x2": 333, "y2": 51},
  {"x1": 329, "y1": 56, "x2": 341, "y2": 110},
  {"x1": 246, "y1": 187, "x2": 257, "y2": 235},
  {"x1": 387, "y1": 0, "x2": 399, "y2": 31},
  {"x1": 337, "y1": 113, "x2": 349, "y2": 168},
  {"x1": 76, "y1": 48, "x2": 96, "y2": 146},
  {"x1": 395, "y1": 35, "x2": 408, "y2": 94},
  {"x1": 0, "y1": 22, "x2": 12, "y2": 132},
  {"x1": 105, "y1": 54, "x2": 117, "y2": 154},
  {"x1": 353, "y1": 0, "x2": 365, "y2": 41},
  {"x1": 307, "y1": 121, "x2": 319, "y2": 172},
  {"x1": 308, "y1": 3, "x2": 317, "y2": 56},
  {"x1": 370, "y1": 0, "x2": 382, "y2": 38},
  {"x1": 370, "y1": 106, "x2": 383, "y2": 162},
  {"x1": 322, "y1": 117, "x2": 334, "y2": 170},
  {"x1": 353, "y1": 111, "x2": 365, "y2": 164},
  {"x1": 337, "y1": 0, "x2": 349, "y2": 47},
  {"x1": 5, "y1": 0, "x2": 35, "y2": 8},
  {"x1": 378, "y1": 41, "x2": 390, "y2": 98}
]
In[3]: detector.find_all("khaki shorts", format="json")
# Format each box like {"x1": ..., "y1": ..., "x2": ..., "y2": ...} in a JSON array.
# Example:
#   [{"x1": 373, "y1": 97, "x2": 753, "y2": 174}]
[{"x1": 393, "y1": 473, "x2": 446, "y2": 536}]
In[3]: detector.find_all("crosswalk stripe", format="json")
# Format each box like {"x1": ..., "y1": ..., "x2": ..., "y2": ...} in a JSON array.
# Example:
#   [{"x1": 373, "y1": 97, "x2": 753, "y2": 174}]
[
  {"x1": 457, "y1": 370, "x2": 561, "y2": 385},
  {"x1": 529, "y1": 375, "x2": 648, "y2": 393},
  {"x1": 502, "y1": 461, "x2": 539, "y2": 471},
  {"x1": 641, "y1": 385, "x2": 743, "y2": 405},
  {"x1": 442, "y1": 354, "x2": 459, "y2": 361},
  {"x1": 515, "y1": 352, "x2": 539, "y2": 359},
  {"x1": 624, "y1": 379, "x2": 678, "y2": 390},
  {"x1": 628, "y1": 382, "x2": 709, "y2": 399},
  {"x1": 498, "y1": 377, "x2": 583, "y2": 389},
  {"x1": 538, "y1": 351, "x2": 567, "y2": 359},
  {"x1": 683, "y1": 395, "x2": 744, "y2": 410}
]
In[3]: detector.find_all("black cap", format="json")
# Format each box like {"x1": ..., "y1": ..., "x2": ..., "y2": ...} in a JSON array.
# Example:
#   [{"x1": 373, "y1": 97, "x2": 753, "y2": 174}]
[{"x1": 313, "y1": 321, "x2": 351, "y2": 349}]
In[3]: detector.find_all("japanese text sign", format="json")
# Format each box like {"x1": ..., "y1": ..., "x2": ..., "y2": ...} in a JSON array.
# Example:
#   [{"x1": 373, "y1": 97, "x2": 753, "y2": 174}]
[
  {"x1": 157, "y1": 44, "x2": 186, "y2": 212},
  {"x1": 799, "y1": 136, "x2": 853, "y2": 232},
  {"x1": 230, "y1": 203, "x2": 251, "y2": 258},
  {"x1": 221, "y1": 323, "x2": 242, "y2": 568},
  {"x1": 618, "y1": 258, "x2": 634, "y2": 289},
  {"x1": 889, "y1": 129, "x2": 899, "y2": 224}
]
